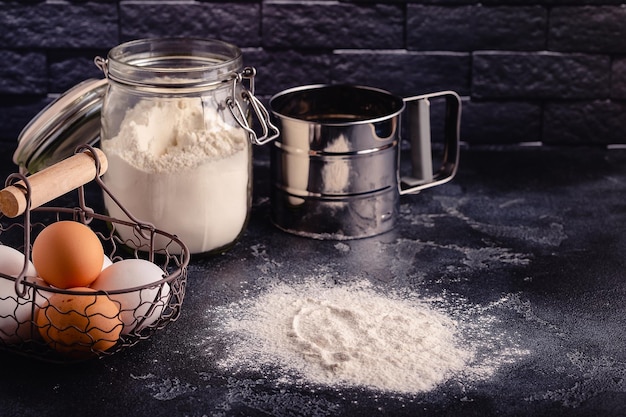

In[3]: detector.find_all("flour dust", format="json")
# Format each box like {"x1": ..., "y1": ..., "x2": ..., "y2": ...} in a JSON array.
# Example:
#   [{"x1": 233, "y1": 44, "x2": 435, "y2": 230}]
[
  {"x1": 208, "y1": 278, "x2": 530, "y2": 395},
  {"x1": 101, "y1": 97, "x2": 250, "y2": 254}
]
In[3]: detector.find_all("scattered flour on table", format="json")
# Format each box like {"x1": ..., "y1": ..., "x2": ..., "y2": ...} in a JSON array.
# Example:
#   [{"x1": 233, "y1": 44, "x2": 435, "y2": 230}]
[
  {"x1": 210, "y1": 279, "x2": 529, "y2": 394},
  {"x1": 525, "y1": 350, "x2": 626, "y2": 408}
]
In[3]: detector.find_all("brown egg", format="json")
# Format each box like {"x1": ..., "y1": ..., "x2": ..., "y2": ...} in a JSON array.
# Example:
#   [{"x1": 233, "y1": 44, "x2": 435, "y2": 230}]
[
  {"x1": 36, "y1": 287, "x2": 122, "y2": 358},
  {"x1": 32, "y1": 221, "x2": 104, "y2": 289}
]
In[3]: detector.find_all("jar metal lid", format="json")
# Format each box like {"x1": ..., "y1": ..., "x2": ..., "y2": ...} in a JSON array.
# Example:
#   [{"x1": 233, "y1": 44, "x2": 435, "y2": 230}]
[{"x1": 13, "y1": 78, "x2": 107, "y2": 174}]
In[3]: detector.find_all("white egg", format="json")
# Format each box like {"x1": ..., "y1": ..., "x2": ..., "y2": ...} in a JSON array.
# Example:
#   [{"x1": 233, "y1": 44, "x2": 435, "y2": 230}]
[
  {"x1": 91, "y1": 259, "x2": 170, "y2": 335},
  {"x1": 0, "y1": 245, "x2": 39, "y2": 343},
  {"x1": 102, "y1": 255, "x2": 113, "y2": 271},
  {"x1": 0, "y1": 245, "x2": 37, "y2": 277},
  {"x1": 23, "y1": 275, "x2": 55, "y2": 305}
]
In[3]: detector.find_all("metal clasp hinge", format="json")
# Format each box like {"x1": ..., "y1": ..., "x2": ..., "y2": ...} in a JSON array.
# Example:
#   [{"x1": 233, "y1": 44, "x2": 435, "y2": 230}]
[{"x1": 227, "y1": 67, "x2": 279, "y2": 146}]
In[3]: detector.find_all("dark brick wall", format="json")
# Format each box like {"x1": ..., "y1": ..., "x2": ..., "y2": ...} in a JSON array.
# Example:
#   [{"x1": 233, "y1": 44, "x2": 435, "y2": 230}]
[{"x1": 1, "y1": 0, "x2": 625, "y2": 147}]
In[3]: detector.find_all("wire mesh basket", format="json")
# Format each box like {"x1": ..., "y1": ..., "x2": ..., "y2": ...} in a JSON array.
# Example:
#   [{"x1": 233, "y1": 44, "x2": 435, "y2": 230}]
[{"x1": 0, "y1": 145, "x2": 189, "y2": 363}]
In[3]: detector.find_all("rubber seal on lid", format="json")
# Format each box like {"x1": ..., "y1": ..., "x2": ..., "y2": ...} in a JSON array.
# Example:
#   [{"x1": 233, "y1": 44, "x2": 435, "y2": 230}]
[{"x1": 13, "y1": 78, "x2": 107, "y2": 174}]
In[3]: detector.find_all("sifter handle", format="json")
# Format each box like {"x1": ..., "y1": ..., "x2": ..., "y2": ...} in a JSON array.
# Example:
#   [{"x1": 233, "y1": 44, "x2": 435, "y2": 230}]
[
  {"x1": 0, "y1": 148, "x2": 108, "y2": 218},
  {"x1": 400, "y1": 91, "x2": 461, "y2": 195}
]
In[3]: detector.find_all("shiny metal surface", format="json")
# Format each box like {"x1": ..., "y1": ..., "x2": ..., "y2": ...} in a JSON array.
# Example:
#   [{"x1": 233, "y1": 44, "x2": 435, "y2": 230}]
[{"x1": 269, "y1": 84, "x2": 461, "y2": 240}]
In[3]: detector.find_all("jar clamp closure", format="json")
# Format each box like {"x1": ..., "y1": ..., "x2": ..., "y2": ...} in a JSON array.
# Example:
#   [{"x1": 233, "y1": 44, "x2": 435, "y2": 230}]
[
  {"x1": 92, "y1": 38, "x2": 279, "y2": 255},
  {"x1": 94, "y1": 38, "x2": 278, "y2": 146}
]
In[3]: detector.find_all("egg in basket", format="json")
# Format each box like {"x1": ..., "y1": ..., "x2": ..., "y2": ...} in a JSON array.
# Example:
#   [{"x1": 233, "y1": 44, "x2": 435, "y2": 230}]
[{"x1": 0, "y1": 145, "x2": 189, "y2": 363}]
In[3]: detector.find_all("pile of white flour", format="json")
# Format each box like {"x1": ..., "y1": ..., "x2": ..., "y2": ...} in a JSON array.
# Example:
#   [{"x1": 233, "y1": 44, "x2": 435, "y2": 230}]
[
  {"x1": 210, "y1": 279, "x2": 524, "y2": 394},
  {"x1": 101, "y1": 98, "x2": 250, "y2": 254}
]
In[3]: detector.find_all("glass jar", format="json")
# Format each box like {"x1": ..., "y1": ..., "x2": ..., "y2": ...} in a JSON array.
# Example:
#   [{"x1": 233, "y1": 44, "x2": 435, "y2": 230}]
[{"x1": 95, "y1": 38, "x2": 277, "y2": 255}]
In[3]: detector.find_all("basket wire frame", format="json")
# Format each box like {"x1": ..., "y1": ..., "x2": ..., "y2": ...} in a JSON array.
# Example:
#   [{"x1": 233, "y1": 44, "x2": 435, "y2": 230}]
[{"x1": 0, "y1": 145, "x2": 190, "y2": 363}]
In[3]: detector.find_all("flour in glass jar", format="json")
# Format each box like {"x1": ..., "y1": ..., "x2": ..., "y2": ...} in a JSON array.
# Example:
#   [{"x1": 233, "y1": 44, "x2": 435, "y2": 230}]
[
  {"x1": 101, "y1": 97, "x2": 250, "y2": 254},
  {"x1": 210, "y1": 279, "x2": 525, "y2": 394}
]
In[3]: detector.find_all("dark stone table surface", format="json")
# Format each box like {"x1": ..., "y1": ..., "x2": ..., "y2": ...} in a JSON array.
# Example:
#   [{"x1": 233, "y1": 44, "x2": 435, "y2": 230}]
[{"x1": 0, "y1": 142, "x2": 625, "y2": 417}]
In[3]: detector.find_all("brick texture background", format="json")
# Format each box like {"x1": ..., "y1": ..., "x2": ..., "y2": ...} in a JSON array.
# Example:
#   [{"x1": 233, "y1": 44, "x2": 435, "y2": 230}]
[{"x1": 1, "y1": 0, "x2": 625, "y2": 147}]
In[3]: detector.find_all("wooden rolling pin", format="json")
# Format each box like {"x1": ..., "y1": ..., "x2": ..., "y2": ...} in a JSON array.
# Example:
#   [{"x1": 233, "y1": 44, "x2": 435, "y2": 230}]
[{"x1": 0, "y1": 148, "x2": 108, "y2": 218}]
